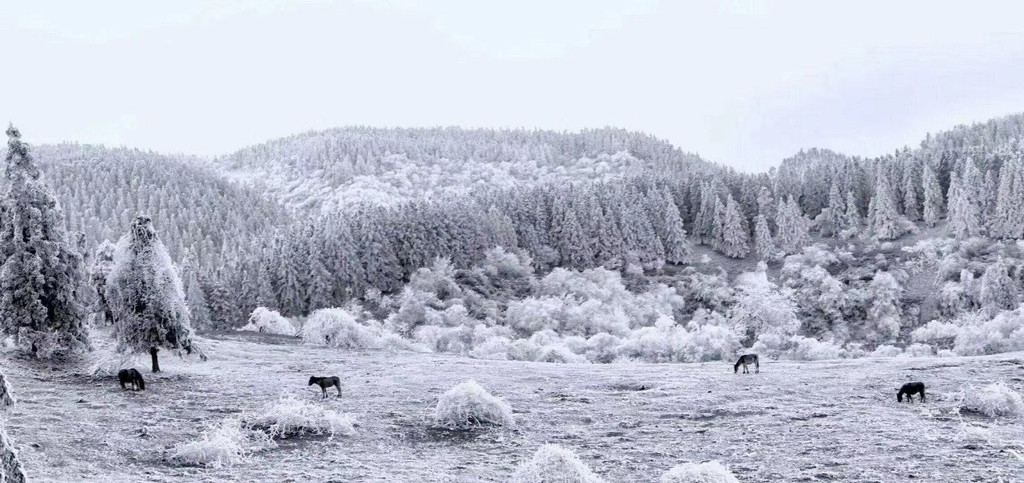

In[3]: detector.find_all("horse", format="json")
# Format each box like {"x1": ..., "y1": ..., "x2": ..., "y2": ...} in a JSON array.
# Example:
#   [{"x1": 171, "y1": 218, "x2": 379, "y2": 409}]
[
  {"x1": 118, "y1": 368, "x2": 145, "y2": 391},
  {"x1": 308, "y1": 376, "x2": 342, "y2": 399},
  {"x1": 897, "y1": 382, "x2": 925, "y2": 403},
  {"x1": 734, "y1": 354, "x2": 759, "y2": 374}
]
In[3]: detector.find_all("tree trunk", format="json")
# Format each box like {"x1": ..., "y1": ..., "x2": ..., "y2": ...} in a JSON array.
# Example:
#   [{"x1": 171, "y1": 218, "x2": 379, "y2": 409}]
[{"x1": 150, "y1": 347, "x2": 160, "y2": 373}]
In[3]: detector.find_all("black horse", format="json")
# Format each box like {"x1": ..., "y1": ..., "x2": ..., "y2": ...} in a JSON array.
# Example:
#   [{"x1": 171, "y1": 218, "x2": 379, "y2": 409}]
[
  {"x1": 734, "y1": 354, "x2": 759, "y2": 374},
  {"x1": 118, "y1": 368, "x2": 145, "y2": 391},
  {"x1": 308, "y1": 376, "x2": 342, "y2": 399},
  {"x1": 897, "y1": 382, "x2": 925, "y2": 403}
]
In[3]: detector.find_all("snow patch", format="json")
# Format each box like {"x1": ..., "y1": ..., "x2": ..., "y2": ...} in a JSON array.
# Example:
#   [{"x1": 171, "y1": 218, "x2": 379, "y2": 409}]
[{"x1": 961, "y1": 383, "x2": 1024, "y2": 418}]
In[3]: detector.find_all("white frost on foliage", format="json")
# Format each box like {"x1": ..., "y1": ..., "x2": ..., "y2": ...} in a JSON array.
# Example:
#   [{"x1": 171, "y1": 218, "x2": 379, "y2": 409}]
[
  {"x1": 170, "y1": 418, "x2": 274, "y2": 467},
  {"x1": 660, "y1": 460, "x2": 740, "y2": 483},
  {"x1": 961, "y1": 383, "x2": 1024, "y2": 418},
  {"x1": 245, "y1": 396, "x2": 356, "y2": 439},
  {"x1": 434, "y1": 380, "x2": 514, "y2": 429},
  {"x1": 511, "y1": 444, "x2": 605, "y2": 483},
  {"x1": 301, "y1": 307, "x2": 420, "y2": 351},
  {"x1": 239, "y1": 307, "x2": 296, "y2": 336}
]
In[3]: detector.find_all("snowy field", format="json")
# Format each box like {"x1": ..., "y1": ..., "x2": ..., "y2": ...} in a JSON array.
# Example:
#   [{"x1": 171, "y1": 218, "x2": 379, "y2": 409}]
[{"x1": 2, "y1": 331, "x2": 1022, "y2": 482}]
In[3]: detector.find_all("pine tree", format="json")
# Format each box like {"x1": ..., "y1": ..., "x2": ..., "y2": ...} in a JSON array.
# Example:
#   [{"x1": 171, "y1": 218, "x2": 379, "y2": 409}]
[
  {"x1": 106, "y1": 216, "x2": 194, "y2": 372},
  {"x1": 719, "y1": 194, "x2": 750, "y2": 258},
  {"x1": 949, "y1": 159, "x2": 985, "y2": 239},
  {"x1": 819, "y1": 182, "x2": 848, "y2": 237},
  {"x1": 903, "y1": 171, "x2": 920, "y2": 221},
  {"x1": 180, "y1": 255, "x2": 211, "y2": 331},
  {"x1": 656, "y1": 188, "x2": 689, "y2": 263},
  {"x1": 868, "y1": 170, "x2": 909, "y2": 241},
  {"x1": 90, "y1": 240, "x2": 118, "y2": 325},
  {"x1": 921, "y1": 162, "x2": 943, "y2": 227},
  {"x1": 594, "y1": 199, "x2": 625, "y2": 270},
  {"x1": 0, "y1": 125, "x2": 89, "y2": 358},
  {"x1": 693, "y1": 182, "x2": 718, "y2": 245},
  {"x1": 993, "y1": 159, "x2": 1022, "y2": 239},
  {"x1": 774, "y1": 196, "x2": 811, "y2": 255},
  {"x1": 710, "y1": 197, "x2": 727, "y2": 251},
  {"x1": 753, "y1": 214, "x2": 779, "y2": 262},
  {"x1": 979, "y1": 260, "x2": 1018, "y2": 316},
  {"x1": 843, "y1": 191, "x2": 861, "y2": 237}
]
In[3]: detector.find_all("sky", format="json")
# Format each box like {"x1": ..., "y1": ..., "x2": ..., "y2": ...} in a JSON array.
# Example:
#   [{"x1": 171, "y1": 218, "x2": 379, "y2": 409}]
[{"x1": 3, "y1": 0, "x2": 1024, "y2": 172}]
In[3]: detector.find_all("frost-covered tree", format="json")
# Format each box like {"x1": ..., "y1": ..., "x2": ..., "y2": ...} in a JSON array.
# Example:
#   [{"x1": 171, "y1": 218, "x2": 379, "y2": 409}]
[
  {"x1": 867, "y1": 170, "x2": 909, "y2": 241},
  {"x1": 718, "y1": 194, "x2": 749, "y2": 258},
  {"x1": 948, "y1": 160, "x2": 985, "y2": 239},
  {"x1": 774, "y1": 196, "x2": 811, "y2": 255},
  {"x1": 841, "y1": 191, "x2": 862, "y2": 238},
  {"x1": 993, "y1": 159, "x2": 1023, "y2": 239},
  {"x1": 656, "y1": 188, "x2": 690, "y2": 264},
  {"x1": 753, "y1": 214, "x2": 779, "y2": 262},
  {"x1": 0, "y1": 125, "x2": 89, "y2": 358},
  {"x1": 693, "y1": 182, "x2": 718, "y2": 245},
  {"x1": 1, "y1": 369, "x2": 26, "y2": 483},
  {"x1": 902, "y1": 171, "x2": 919, "y2": 221},
  {"x1": 729, "y1": 265, "x2": 799, "y2": 346},
  {"x1": 867, "y1": 271, "x2": 902, "y2": 342},
  {"x1": 106, "y1": 216, "x2": 194, "y2": 372},
  {"x1": 921, "y1": 162, "x2": 943, "y2": 227},
  {"x1": 90, "y1": 240, "x2": 118, "y2": 325},
  {"x1": 979, "y1": 260, "x2": 1018, "y2": 316},
  {"x1": 817, "y1": 182, "x2": 848, "y2": 237}
]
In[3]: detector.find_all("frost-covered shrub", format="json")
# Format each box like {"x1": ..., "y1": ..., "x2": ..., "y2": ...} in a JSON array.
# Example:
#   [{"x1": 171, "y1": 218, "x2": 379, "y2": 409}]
[
  {"x1": 780, "y1": 264, "x2": 849, "y2": 339},
  {"x1": 435, "y1": 380, "x2": 514, "y2": 429},
  {"x1": 511, "y1": 444, "x2": 605, "y2": 483},
  {"x1": 788, "y1": 336, "x2": 844, "y2": 361},
  {"x1": 301, "y1": 307, "x2": 417, "y2": 351},
  {"x1": 238, "y1": 307, "x2": 296, "y2": 336},
  {"x1": 469, "y1": 336, "x2": 514, "y2": 360},
  {"x1": 660, "y1": 460, "x2": 739, "y2": 483},
  {"x1": 414, "y1": 324, "x2": 474, "y2": 354},
  {"x1": 171, "y1": 418, "x2": 274, "y2": 467},
  {"x1": 870, "y1": 345, "x2": 903, "y2": 358},
  {"x1": 866, "y1": 271, "x2": 903, "y2": 341},
  {"x1": 535, "y1": 344, "x2": 586, "y2": 364},
  {"x1": 911, "y1": 320, "x2": 959, "y2": 345},
  {"x1": 951, "y1": 308, "x2": 1024, "y2": 356},
  {"x1": 584, "y1": 333, "x2": 622, "y2": 363},
  {"x1": 729, "y1": 268, "x2": 799, "y2": 345},
  {"x1": 246, "y1": 396, "x2": 356, "y2": 439},
  {"x1": 902, "y1": 343, "x2": 934, "y2": 357},
  {"x1": 961, "y1": 383, "x2": 1024, "y2": 418}
]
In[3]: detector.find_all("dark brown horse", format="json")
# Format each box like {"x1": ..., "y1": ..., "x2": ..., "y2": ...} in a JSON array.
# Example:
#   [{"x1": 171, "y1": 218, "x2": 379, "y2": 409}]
[
  {"x1": 897, "y1": 382, "x2": 925, "y2": 403},
  {"x1": 734, "y1": 354, "x2": 759, "y2": 374},
  {"x1": 309, "y1": 376, "x2": 342, "y2": 399},
  {"x1": 118, "y1": 368, "x2": 145, "y2": 391}
]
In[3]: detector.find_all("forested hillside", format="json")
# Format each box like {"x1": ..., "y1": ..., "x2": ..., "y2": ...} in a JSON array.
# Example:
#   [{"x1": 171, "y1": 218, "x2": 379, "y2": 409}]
[{"x1": 14, "y1": 114, "x2": 1024, "y2": 361}]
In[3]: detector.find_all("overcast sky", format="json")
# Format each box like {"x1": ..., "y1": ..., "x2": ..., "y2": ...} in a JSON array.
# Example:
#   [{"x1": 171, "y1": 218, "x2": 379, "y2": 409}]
[{"x1": 3, "y1": 0, "x2": 1024, "y2": 172}]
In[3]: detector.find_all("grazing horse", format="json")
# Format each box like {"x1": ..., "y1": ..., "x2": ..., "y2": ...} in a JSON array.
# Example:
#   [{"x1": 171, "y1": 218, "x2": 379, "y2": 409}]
[
  {"x1": 308, "y1": 376, "x2": 342, "y2": 399},
  {"x1": 734, "y1": 354, "x2": 759, "y2": 374},
  {"x1": 118, "y1": 368, "x2": 145, "y2": 391},
  {"x1": 897, "y1": 382, "x2": 926, "y2": 403}
]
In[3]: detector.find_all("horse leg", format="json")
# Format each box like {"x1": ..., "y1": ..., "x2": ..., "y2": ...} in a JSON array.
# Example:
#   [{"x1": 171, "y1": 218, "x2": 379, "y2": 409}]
[
  {"x1": 920, "y1": 390, "x2": 926, "y2": 403},
  {"x1": 336, "y1": 384, "x2": 342, "y2": 398}
]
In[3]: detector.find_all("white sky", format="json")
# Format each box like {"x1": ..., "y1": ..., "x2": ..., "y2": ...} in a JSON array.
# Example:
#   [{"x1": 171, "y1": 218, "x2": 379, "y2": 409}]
[{"x1": 3, "y1": 0, "x2": 1024, "y2": 172}]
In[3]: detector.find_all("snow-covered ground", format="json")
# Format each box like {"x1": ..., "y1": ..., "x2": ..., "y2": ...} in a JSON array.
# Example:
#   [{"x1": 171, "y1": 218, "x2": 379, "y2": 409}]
[{"x1": 2, "y1": 330, "x2": 1022, "y2": 482}]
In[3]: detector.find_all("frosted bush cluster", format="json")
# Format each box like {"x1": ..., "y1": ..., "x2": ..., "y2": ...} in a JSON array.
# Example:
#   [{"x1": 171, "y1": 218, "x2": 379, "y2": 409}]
[
  {"x1": 245, "y1": 396, "x2": 356, "y2": 439},
  {"x1": 301, "y1": 306, "x2": 421, "y2": 352},
  {"x1": 660, "y1": 461, "x2": 740, "y2": 483},
  {"x1": 961, "y1": 383, "x2": 1024, "y2": 418},
  {"x1": 434, "y1": 380, "x2": 515, "y2": 429},
  {"x1": 510, "y1": 444, "x2": 606, "y2": 483},
  {"x1": 170, "y1": 418, "x2": 274, "y2": 467},
  {"x1": 239, "y1": 307, "x2": 296, "y2": 336}
]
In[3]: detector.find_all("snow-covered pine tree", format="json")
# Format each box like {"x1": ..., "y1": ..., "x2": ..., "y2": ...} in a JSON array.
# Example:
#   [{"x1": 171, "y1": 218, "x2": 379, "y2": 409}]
[
  {"x1": 866, "y1": 271, "x2": 902, "y2": 342},
  {"x1": 903, "y1": 170, "x2": 920, "y2": 221},
  {"x1": 710, "y1": 197, "x2": 727, "y2": 252},
  {"x1": 756, "y1": 186, "x2": 775, "y2": 225},
  {"x1": 106, "y1": 216, "x2": 194, "y2": 372},
  {"x1": 774, "y1": 196, "x2": 811, "y2": 255},
  {"x1": 200, "y1": 272, "x2": 236, "y2": 330},
  {"x1": 719, "y1": 194, "x2": 750, "y2": 258},
  {"x1": 993, "y1": 159, "x2": 1021, "y2": 239},
  {"x1": 0, "y1": 125, "x2": 89, "y2": 358},
  {"x1": 593, "y1": 198, "x2": 625, "y2": 270},
  {"x1": 693, "y1": 182, "x2": 718, "y2": 245},
  {"x1": 868, "y1": 170, "x2": 909, "y2": 241},
  {"x1": 555, "y1": 205, "x2": 594, "y2": 270},
  {"x1": 843, "y1": 191, "x2": 862, "y2": 237},
  {"x1": 90, "y1": 240, "x2": 118, "y2": 325},
  {"x1": 657, "y1": 188, "x2": 689, "y2": 264},
  {"x1": 179, "y1": 253, "x2": 211, "y2": 330},
  {"x1": 921, "y1": 161, "x2": 943, "y2": 227},
  {"x1": 818, "y1": 182, "x2": 848, "y2": 237},
  {"x1": 753, "y1": 214, "x2": 779, "y2": 262},
  {"x1": 948, "y1": 159, "x2": 985, "y2": 239},
  {"x1": 979, "y1": 260, "x2": 1019, "y2": 316}
]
